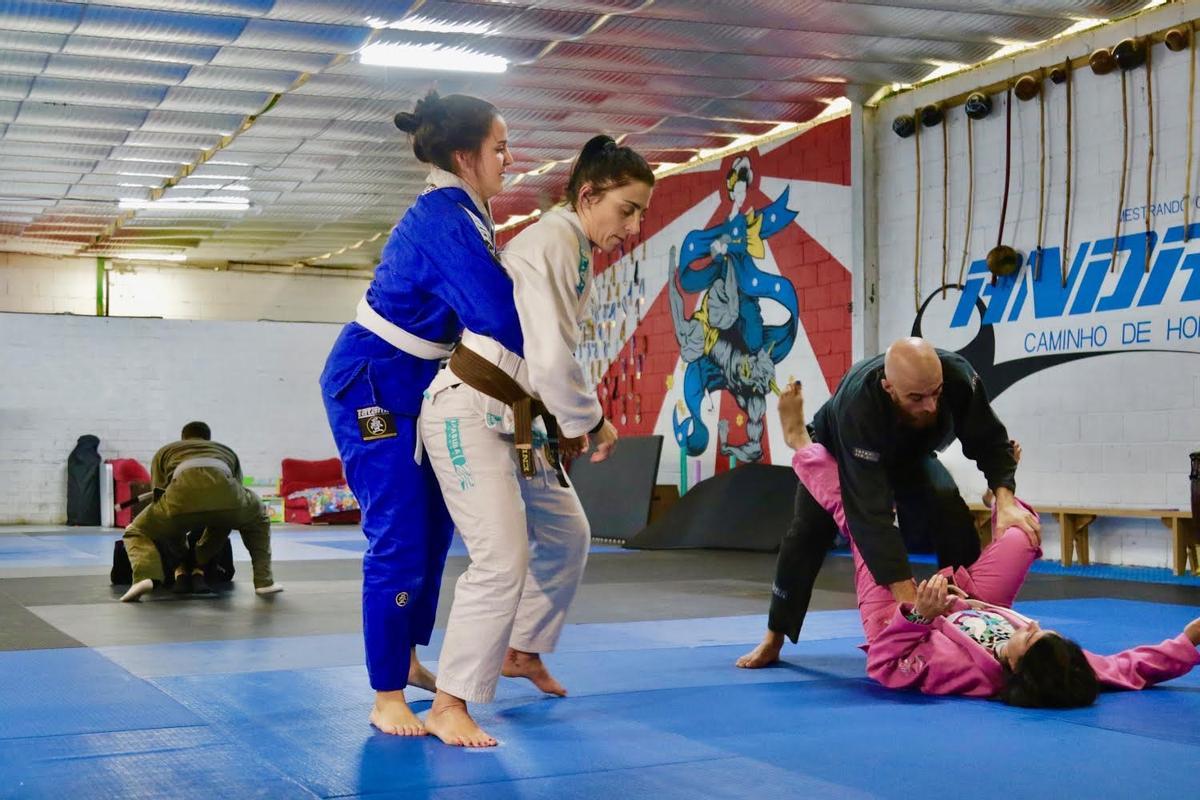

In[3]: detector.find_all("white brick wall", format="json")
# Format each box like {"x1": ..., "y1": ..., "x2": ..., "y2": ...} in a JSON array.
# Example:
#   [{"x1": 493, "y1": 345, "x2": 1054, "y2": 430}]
[
  {"x1": 1, "y1": 252, "x2": 370, "y2": 323},
  {"x1": 873, "y1": 4, "x2": 1200, "y2": 569},
  {"x1": 0, "y1": 312, "x2": 344, "y2": 524}
]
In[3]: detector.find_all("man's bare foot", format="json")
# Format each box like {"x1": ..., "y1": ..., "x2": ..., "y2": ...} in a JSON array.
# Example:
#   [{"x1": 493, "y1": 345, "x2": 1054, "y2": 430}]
[
  {"x1": 425, "y1": 691, "x2": 497, "y2": 747},
  {"x1": 120, "y1": 578, "x2": 156, "y2": 602},
  {"x1": 502, "y1": 648, "x2": 567, "y2": 696},
  {"x1": 408, "y1": 647, "x2": 436, "y2": 693},
  {"x1": 369, "y1": 690, "x2": 426, "y2": 736},
  {"x1": 735, "y1": 630, "x2": 785, "y2": 668}
]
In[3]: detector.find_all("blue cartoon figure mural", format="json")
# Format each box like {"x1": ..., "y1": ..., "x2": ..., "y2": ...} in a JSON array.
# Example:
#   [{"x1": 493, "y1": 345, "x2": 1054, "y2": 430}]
[{"x1": 670, "y1": 156, "x2": 800, "y2": 462}]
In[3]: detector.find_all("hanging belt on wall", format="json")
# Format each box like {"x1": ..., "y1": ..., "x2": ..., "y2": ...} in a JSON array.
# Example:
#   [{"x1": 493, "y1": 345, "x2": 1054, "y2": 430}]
[{"x1": 448, "y1": 345, "x2": 569, "y2": 487}]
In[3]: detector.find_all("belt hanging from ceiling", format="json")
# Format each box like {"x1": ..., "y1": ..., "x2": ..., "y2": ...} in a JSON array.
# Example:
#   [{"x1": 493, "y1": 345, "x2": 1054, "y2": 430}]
[
  {"x1": 1186, "y1": 23, "x2": 1197, "y2": 243},
  {"x1": 958, "y1": 114, "x2": 976, "y2": 288},
  {"x1": 1144, "y1": 40, "x2": 1154, "y2": 271},
  {"x1": 941, "y1": 111, "x2": 950, "y2": 298},
  {"x1": 1062, "y1": 58, "x2": 1074, "y2": 288},
  {"x1": 1035, "y1": 80, "x2": 1046, "y2": 282},
  {"x1": 1111, "y1": 68, "x2": 1130, "y2": 274},
  {"x1": 913, "y1": 110, "x2": 923, "y2": 312}
]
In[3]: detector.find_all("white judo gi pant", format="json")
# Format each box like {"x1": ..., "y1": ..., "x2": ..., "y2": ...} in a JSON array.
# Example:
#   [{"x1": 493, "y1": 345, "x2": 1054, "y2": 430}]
[{"x1": 419, "y1": 382, "x2": 590, "y2": 703}]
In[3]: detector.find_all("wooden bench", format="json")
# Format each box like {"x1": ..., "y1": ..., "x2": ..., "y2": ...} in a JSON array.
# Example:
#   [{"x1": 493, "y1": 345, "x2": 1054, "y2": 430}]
[{"x1": 967, "y1": 503, "x2": 1198, "y2": 577}]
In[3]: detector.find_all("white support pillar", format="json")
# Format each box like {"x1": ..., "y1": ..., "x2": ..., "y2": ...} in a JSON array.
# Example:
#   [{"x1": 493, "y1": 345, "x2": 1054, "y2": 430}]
[{"x1": 848, "y1": 88, "x2": 880, "y2": 361}]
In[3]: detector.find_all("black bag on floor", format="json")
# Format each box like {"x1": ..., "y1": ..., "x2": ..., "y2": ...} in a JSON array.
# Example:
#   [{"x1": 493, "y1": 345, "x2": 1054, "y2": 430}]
[
  {"x1": 110, "y1": 533, "x2": 236, "y2": 586},
  {"x1": 66, "y1": 434, "x2": 102, "y2": 525},
  {"x1": 110, "y1": 539, "x2": 133, "y2": 585}
]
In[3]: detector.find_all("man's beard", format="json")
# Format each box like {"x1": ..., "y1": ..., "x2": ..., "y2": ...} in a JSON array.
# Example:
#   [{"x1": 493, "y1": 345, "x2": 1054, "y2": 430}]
[
  {"x1": 886, "y1": 387, "x2": 939, "y2": 428},
  {"x1": 896, "y1": 404, "x2": 938, "y2": 429}
]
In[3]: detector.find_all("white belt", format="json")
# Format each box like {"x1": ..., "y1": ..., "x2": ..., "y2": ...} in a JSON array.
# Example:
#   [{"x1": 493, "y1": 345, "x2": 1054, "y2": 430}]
[
  {"x1": 356, "y1": 296, "x2": 454, "y2": 361},
  {"x1": 174, "y1": 457, "x2": 232, "y2": 478}
]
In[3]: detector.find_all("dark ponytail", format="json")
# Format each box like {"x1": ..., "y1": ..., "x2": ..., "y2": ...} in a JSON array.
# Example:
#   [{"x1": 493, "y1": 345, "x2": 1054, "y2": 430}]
[
  {"x1": 564, "y1": 135, "x2": 655, "y2": 207},
  {"x1": 1000, "y1": 634, "x2": 1099, "y2": 708},
  {"x1": 393, "y1": 90, "x2": 499, "y2": 174}
]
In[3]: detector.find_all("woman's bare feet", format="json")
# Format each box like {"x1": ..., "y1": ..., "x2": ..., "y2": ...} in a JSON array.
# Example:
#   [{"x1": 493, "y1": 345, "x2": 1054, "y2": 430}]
[
  {"x1": 502, "y1": 648, "x2": 567, "y2": 696},
  {"x1": 407, "y1": 647, "x2": 437, "y2": 693},
  {"x1": 735, "y1": 630, "x2": 785, "y2": 668},
  {"x1": 424, "y1": 691, "x2": 497, "y2": 747},
  {"x1": 369, "y1": 690, "x2": 426, "y2": 736}
]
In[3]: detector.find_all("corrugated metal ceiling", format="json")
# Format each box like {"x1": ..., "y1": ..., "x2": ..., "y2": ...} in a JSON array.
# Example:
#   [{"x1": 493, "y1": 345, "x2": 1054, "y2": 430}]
[{"x1": 0, "y1": 0, "x2": 1151, "y2": 269}]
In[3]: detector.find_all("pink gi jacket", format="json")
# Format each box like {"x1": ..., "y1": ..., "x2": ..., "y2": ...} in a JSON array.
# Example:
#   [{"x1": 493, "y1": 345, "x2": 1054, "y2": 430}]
[{"x1": 792, "y1": 445, "x2": 1200, "y2": 698}]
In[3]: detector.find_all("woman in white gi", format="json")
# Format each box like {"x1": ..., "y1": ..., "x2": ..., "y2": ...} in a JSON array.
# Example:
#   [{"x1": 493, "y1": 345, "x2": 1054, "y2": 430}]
[{"x1": 419, "y1": 135, "x2": 655, "y2": 746}]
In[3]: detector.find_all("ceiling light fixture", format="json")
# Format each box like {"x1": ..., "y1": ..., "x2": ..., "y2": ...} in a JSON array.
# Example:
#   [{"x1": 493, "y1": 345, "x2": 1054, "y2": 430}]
[
  {"x1": 111, "y1": 251, "x2": 187, "y2": 262},
  {"x1": 365, "y1": 16, "x2": 494, "y2": 35},
  {"x1": 118, "y1": 198, "x2": 251, "y2": 212},
  {"x1": 360, "y1": 42, "x2": 508, "y2": 73}
]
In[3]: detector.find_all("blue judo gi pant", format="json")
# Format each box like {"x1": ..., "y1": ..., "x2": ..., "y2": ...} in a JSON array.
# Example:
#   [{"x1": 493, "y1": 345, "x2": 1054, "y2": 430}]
[{"x1": 321, "y1": 324, "x2": 453, "y2": 692}]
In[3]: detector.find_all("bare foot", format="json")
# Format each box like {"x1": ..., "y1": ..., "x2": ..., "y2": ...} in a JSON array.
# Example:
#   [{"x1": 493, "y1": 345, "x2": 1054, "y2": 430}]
[
  {"x1": 120, "y1": 578, "x2": 155, "y2": 602},
  {"x1": 369, "y1": 690, "x2": 426, "y2": 736},
  {"x1": 425, "y1": 691, "x2": 497, "y2": 747},
  {"x1": 408, "y1": 647, "x2": 437, "y2": 693},
  {"x1": 502, "y1": 648, "x2": 567, "y2": 696},
  {"x1": 735, "y1": 630, "x2": 785, "y2": 668},
  {"x1": 1185, "y1": 616, "x2": 1200, "y2": 646}
]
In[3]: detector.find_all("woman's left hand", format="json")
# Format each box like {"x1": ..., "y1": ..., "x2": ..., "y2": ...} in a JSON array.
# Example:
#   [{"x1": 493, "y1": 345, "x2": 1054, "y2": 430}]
[{"x1": 913, "y1": 573, "x2": 954, "y2": 620}]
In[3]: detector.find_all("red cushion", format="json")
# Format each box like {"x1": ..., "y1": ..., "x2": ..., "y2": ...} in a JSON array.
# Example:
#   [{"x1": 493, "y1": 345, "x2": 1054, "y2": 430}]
[
  {"x1": 108, "y1": 458, "x2": 150, "y2": 528},
  {"x1": 280, "y1": 457, "x2": 359, "y2": 525},
  {"x1": 280, "y1": 457, "x2": 346, "y2": 497},
  {"x1": 110, "y1": 458, "x2": 150, "y2": 483}
]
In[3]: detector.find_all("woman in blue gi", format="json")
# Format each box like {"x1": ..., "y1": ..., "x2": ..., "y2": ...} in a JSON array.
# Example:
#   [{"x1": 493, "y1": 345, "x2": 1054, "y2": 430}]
[{"x1": 320, "y1": 90, "x2": 523, "y2": 737}]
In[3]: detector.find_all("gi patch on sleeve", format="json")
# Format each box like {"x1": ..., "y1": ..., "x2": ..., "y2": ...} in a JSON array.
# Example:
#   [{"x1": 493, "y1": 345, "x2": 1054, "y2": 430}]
[
  {"x1": 357, "y1": 406, "x2": 398, "y2": 441},
  {"x1": 852, "y1": 446, "x2": 881, "y2": 463}
]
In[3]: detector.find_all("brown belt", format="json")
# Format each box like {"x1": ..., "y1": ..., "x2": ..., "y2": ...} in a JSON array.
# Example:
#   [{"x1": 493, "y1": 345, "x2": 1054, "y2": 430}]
[{"x1": 448, "y1": 345, "x2": 569, "y2": 486}]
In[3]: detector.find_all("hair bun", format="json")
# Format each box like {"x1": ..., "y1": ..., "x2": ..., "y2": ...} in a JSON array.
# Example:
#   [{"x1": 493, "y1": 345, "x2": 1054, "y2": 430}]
[
  {"x1": 580, "y1": 134, "x2": 616, "y2": 160},
  {"x1": 393, "y1": 111, "x2": 418, "y2": 133},
  {"x1": 395, "y1": 90, "x2": 447, "y2": 133}
]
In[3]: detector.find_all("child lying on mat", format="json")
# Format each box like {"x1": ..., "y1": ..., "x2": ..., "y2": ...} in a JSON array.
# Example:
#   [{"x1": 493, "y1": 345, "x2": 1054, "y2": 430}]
[{"x1": 776, "y1": 382, "x2": 1200, "y2": 708}]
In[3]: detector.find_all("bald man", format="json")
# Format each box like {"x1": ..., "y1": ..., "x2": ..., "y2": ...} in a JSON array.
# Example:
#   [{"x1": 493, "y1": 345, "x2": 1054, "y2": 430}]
[{"x1": 737, "y1": 337, "x2": 1036, "y2": 668}]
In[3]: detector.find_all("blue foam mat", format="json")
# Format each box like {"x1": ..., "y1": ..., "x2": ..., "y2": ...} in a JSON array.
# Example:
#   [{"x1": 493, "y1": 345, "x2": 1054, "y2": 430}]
[
  {"x1": 97, "y1": 613, "x2": 866, "y2": 679},
  {"x1": 829, "y1": 548, "x2": 1200, "y2": 586},
  {"x1": 0, "y1": 648, "x2": 201, "y2": 741},
  {"x1": 0, "y1": 726, "x2": 319, "y2": 799},
  {"x1": 0, "y1": 529, "x2": 626, "y2": 569},
  {"x1": 370, "y1": 755, "x2": 878, "y2": 800},
  {"x1": 1, "y1": 599, "x2": 1197, "y2": 799}
]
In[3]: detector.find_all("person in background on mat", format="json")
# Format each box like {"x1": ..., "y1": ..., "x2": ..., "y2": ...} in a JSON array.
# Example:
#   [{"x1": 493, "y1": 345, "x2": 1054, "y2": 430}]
[
  {"x1": 418, "y1": 135, "x2": 653, "y2": 747},
  {"x1": 319, "y1": 90, "x2": 525, "y2": 738},
  {"x1": 121, "y1": 421, "x2": 279, "y2": 602},
  {"x1": 779, "y1": 383, "x2": 1200, "y2": 705},
  {"x1": 738, "y1": 337, "x2": 1036, "y2": 669}
]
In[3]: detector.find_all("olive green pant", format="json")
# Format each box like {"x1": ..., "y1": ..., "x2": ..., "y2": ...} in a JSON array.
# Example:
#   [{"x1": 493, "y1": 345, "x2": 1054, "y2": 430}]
[{"x1": 123, "y1": 470, "x2": 274, "y2": 588}]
